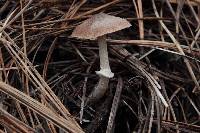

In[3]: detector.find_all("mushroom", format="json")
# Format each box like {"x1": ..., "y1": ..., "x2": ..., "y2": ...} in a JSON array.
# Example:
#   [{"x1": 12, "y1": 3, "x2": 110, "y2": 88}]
[{"x1": 71, "y1": 13, "x2": 131, "y2": 100}]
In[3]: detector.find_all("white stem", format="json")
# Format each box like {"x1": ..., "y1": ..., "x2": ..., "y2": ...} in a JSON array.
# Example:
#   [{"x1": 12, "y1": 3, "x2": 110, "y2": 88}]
[
  {"x1": 89, "y1": 35, "x2": 114, "y2": 101},
  {"x1": 98, "y1": 35, "x2": 111, "y2": 70},
  {"x1": 96, "y1": 35, "x2": 114, "y2": 78}
]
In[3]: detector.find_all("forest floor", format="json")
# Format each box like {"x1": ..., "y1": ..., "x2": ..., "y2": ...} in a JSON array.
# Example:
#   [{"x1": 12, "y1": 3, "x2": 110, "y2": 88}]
[{"x1": 0, "y1": 0, "x2": 200, "y2": 133}]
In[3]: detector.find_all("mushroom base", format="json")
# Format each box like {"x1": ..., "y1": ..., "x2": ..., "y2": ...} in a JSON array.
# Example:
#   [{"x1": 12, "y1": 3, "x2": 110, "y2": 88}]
[{"x1": 88, "y1": 76, "x2": 109, "y2": 101}]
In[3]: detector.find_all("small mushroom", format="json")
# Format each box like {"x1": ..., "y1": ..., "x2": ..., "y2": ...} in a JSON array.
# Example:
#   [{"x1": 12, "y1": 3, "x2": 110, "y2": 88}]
[{"x1": 71, "y1": 13, "x2": 131, "y2": 100}]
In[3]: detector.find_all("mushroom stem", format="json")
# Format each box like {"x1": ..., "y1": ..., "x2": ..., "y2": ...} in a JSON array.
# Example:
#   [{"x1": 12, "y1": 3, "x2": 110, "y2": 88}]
[
  {"x1": 89, "y1": 76, "x2": 109, "y2": 100},
  {"x1": 98, "y1": 35, "x2": 110, "y2": 70},
  {"x1": 96, "y1": 35, "x2": 114, "y2": 78},
  {"x1": 89, "y1": 35, "x2": 114, "y2": 101}
]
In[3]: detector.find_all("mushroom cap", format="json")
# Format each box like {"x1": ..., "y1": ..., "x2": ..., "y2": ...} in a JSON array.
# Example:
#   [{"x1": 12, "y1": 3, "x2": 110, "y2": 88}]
[{"x1": 71, "y1": 13, "x2": 131, "y2": 40}]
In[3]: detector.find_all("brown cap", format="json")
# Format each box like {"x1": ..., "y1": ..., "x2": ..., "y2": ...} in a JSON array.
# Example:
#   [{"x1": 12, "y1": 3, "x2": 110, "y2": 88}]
[{"x1": 71, "y1": 13, "x2": 131, "y2": 40}]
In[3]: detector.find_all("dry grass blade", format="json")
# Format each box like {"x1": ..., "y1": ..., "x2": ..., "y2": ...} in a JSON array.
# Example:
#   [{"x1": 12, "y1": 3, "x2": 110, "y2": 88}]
[
  {"x1": 106, "y1": 77, "x2": 123, "y2": 133},
  {"x1": 0, "y1": 0, "x2": 33, "y2": 33},
  {"x1": 1, "y1": 0, "x2": 200, "y2": 132},
  {"x1": 169, "y1": 0, "x2": 199, "y2": 5},
  {"x1": 0, "y1": 36, "x2": 81, "y2": 129},
  {"x1": 107, "y1": 39, "x2": 200, "y2": 53},
  {"x1": 0, "y1": 107, "x2": 35, "y2": 133},
  {"x1": 152, "y1": 0, "x2": 200, "y2": 92},
  {"x1": 110, "y1": 46, "x2": 168, "y2": 107},
  {"x1": 0, "y1": 81, "x2": 84, "y2": 133}
]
